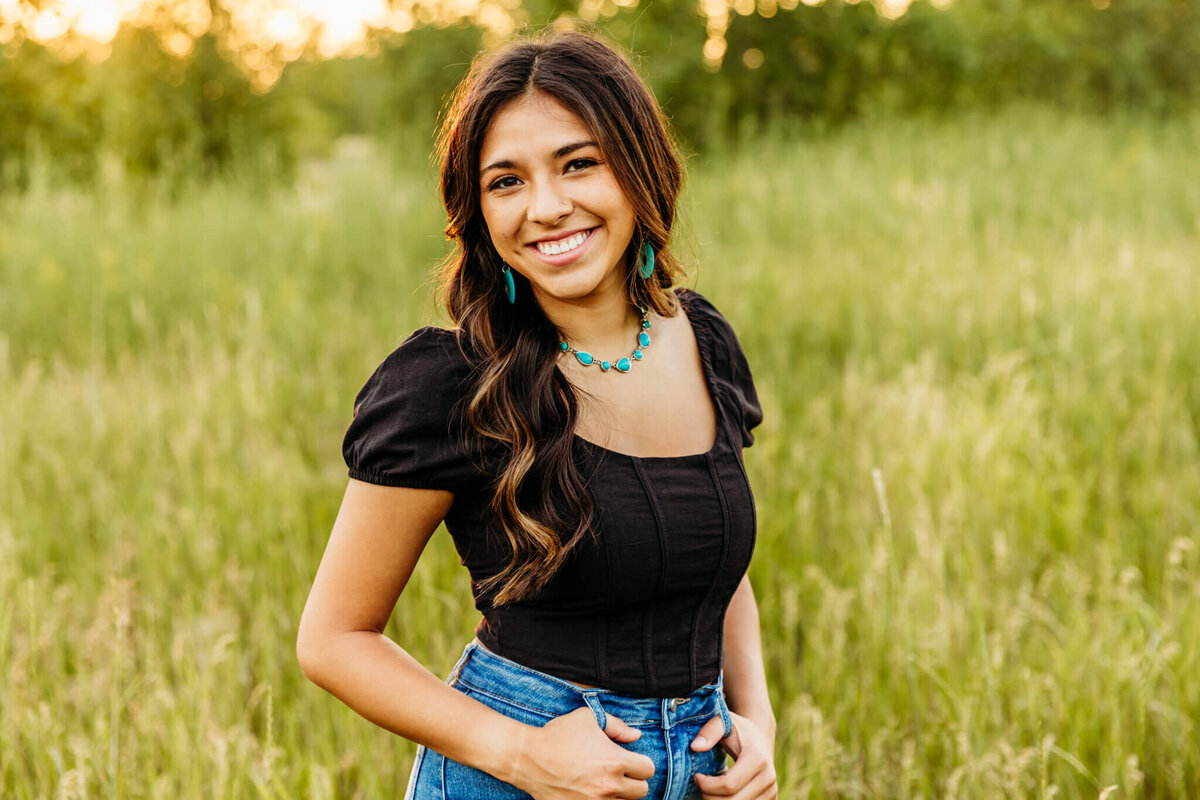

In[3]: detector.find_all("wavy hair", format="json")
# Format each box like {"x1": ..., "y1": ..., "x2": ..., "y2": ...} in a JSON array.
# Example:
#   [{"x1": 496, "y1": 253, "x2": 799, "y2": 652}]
[{"x1": 435, "y1": 29, "x2": 685, "y2": 605}]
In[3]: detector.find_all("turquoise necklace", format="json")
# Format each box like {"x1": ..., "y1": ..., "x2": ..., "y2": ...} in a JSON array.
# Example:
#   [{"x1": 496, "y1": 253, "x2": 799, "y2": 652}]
[{"x1": 559, "y1": 306, "x2": 652, "y2": 373}]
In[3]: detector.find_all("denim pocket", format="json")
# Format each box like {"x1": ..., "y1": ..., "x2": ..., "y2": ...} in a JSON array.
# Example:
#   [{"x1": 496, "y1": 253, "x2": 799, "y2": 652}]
[
  {"x1": 453, "y1": 679, "x2": 559, "y2": 727},
  {"x1": 433, "y1": 684, "x2": 537, "y2": 800},
  {"x1": 688, "y1": 688, "x2": 732, "y2": 782},
  {"x1": 440, "y1": 754, "x2": 531, "y2": 800}
]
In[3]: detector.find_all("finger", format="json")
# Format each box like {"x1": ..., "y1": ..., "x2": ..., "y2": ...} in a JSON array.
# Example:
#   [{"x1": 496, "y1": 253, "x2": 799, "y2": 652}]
[
  {"x1": 694, "y1": 771, "x2": 738, "y2": 798},
  {"x1": 693, "y1": 753, "x2": 762, "y2": 797},
  {"x1": 694, "y1": 771, "x2": 737, "y2": 798},
  {"x1": 623, "y1": 751, "x2": 656, "y2": 782},
  {"x1": 603, "y1": 713, "x2": 643, "y2": 743},
  {"x1": 720, "y1": 770, "x2": 778, "y2": 800},
  {"x1": 718, "y1": 717, "x2": 743, "y2": 758},
  {"x1": 689, "y1": 714, "x2": 727, "y2": 752},
  {"x1": 615, "y1": 777, "x2": 651, "y2": 800}
]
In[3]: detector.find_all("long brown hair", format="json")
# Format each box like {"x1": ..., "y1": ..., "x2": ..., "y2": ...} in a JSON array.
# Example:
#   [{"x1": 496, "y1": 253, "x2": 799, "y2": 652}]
[{"x1": 435, "y1": 29, "x2": 685, "y2": 605}]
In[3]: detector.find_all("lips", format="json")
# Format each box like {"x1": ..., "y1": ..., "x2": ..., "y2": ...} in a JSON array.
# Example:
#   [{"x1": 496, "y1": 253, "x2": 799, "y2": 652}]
[
  {"x1": 532, "y1": 226, "x2": 592, "y2": 251},
  {"x1": 526, "y1": 227, "x2": 598, "y2": 265},
  {"x1": 534, "y1": 229, "x2": 591, "y2": 256}
]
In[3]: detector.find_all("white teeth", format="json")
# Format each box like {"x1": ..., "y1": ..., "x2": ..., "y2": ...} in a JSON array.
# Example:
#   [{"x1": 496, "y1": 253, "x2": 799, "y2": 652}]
[{"x1": 536, "y1": 230, "x2": 589, "y2": 256}]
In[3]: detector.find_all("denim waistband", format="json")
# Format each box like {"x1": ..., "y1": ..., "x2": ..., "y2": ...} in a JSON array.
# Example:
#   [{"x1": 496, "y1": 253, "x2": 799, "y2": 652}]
[{"x1": 449, "y1": 639, "x2": 732, "y2": 735}]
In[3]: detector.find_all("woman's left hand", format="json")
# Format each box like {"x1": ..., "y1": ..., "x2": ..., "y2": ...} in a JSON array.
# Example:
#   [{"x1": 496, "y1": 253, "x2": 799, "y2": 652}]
[{"x1": 689, "y1": 710, "x2": 777, "y2": 799}]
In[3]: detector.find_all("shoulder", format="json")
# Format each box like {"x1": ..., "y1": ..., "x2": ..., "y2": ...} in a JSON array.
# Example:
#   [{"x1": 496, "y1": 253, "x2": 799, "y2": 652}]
[
  {"x1": 674, "y1": 287, "x2": 764, "y2": 445},
  {"x1": 674, "y1": 286, "x2": 745, "y2": 359},
  {"x1": 344, "y1": 326, "x2": 480, "y2": 490},
  {"x1": 373, "y1": 325, "x2": 469, "y2": 377},
  {"x1": 353, "y1": 326, "x2": 472, "y2": 417}
]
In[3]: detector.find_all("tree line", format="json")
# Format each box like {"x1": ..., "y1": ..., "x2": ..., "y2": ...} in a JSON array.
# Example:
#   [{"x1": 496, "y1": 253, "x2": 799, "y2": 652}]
[{"x1": 1, "y1": 0, "x2": 1197, "y2": 188}]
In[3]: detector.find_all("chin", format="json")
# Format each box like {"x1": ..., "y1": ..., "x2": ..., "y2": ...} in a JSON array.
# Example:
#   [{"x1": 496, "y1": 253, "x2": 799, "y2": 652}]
[
  {"x1": 531, "y1": 271, "x2": 607, "y2": 302},
  {"x1": 541, "y1": 283, "x2": 600, "y2": 302}
]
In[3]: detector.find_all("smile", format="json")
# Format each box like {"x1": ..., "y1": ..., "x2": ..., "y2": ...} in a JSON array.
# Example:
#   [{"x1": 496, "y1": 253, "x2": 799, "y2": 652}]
[{"x1": 534, "y1": 229, "x2": 593, "y2": 256}]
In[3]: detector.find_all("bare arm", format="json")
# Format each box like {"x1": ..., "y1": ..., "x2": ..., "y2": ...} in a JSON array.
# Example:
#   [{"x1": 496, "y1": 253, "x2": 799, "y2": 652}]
[
  {"x1": 296, "y1": 479, "x2": 655, "y2": 799},
  {"x1": 721, "y1": 574, "x2": 777, "y2": 742},
  {"x1": 296, "y1": 479, "x2": 521, "y2": 776},
  {"x1": 690, "y1": 574, "x2": 779, "y2": 799}
]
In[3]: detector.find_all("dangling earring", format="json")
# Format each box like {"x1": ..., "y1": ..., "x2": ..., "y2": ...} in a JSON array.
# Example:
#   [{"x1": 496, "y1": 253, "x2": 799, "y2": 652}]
[
  {"x1": 501, "y1": 265, "x2": 516, "y2": 304},
  {"x1": 637, "y1": 241, "x2": 655, "y2": 279}
]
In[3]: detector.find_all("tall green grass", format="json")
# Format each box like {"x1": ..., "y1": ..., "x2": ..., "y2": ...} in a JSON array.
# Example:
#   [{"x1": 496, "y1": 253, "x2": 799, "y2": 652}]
[{"x1": 2, "y1": 106, "x2": 1198, "y2": 797}]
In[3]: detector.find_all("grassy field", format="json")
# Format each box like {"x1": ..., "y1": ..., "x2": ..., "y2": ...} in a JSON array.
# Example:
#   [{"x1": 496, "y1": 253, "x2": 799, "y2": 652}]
[{"x1": 2, "y1": 105, "x2": 1199, "y2": 798}]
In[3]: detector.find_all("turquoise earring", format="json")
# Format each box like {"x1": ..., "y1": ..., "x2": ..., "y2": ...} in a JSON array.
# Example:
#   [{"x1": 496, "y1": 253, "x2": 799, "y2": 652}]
[
  {"x1": 502, "y1": 266, "x2": 516, "y2": 304},
  {"x1": 637, "y1": 241, "x2": 655, "y2": 279}
]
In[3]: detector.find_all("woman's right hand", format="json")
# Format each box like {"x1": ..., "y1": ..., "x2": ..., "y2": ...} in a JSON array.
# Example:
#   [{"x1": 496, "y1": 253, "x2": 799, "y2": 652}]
[{"x1": 506, "y1": 707, "x2": 655, "y2": 799}]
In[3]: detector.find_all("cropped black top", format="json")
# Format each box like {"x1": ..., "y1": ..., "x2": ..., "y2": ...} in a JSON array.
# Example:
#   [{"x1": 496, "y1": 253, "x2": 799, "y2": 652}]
[{"x1": 342, "y1": 288, "x2": 762, "y2": 697}]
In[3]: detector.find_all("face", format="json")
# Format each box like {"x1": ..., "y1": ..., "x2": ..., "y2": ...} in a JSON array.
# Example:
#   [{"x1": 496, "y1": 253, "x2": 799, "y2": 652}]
[{"x1": 477, "y1": 91, "x2": 637, "y2": 307}]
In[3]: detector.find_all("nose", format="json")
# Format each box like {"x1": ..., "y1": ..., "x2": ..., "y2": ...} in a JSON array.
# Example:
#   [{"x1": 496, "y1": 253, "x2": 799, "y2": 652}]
[{"x1": 526, "y1": 176, "x2": 572, "y2": 226}]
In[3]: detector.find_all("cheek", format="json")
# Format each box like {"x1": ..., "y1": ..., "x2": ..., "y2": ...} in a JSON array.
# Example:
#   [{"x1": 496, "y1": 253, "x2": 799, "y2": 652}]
[
  {"x1": 602, "y1": 189, "x2": 636, "y2": 236},
  {"x1": 481, "y1": 202, "x2": 519, "y2": 244},
  {"x1": 494, "y1": 232, "x2": 519, "y2": 255}
]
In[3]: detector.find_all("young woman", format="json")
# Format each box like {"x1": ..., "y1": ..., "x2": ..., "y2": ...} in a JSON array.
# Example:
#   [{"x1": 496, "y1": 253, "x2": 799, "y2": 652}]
[{"x1": 297, "y1": 30, "x2": 778, "y2": 800}]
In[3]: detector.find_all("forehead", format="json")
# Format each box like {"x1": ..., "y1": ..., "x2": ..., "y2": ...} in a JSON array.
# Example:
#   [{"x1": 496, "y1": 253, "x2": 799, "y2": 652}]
[{"x1": 479, "y1": 92, "x2": 594, "y2": 164}]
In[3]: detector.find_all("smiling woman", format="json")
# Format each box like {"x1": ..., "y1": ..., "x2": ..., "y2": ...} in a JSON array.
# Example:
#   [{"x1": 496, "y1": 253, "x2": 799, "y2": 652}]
[
  {"x1": 478, "y1": 92, "x2": 637, "y2": 309},
  {"x1": 297, "y1": 28, "x2": 779, "y2": 800}
]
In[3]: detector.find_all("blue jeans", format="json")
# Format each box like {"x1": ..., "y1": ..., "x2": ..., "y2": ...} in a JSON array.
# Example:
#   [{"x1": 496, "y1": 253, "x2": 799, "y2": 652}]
[{"x1": 405, "y1": 640, "x2": 733, "y2": 800}]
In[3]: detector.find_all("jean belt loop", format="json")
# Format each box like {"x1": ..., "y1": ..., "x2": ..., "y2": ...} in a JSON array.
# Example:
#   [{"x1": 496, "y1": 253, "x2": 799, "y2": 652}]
[
  {"x1": 716, "y1": 685, "x2": 734, "y2": 739},
  {"x1": 446, "y1": 640, "x2": 477, "y2": 686},
  {"x1": 581, "y1": 691, "x2": 608, "y2": 732}
]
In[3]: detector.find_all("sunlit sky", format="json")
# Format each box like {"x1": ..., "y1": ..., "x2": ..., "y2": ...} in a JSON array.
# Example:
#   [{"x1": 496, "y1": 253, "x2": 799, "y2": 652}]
[{"x1": 0, "y1": 0, "x2": 932, "y2": 83}]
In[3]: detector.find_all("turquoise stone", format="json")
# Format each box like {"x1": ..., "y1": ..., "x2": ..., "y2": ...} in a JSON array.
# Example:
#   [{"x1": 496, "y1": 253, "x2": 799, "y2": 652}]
[
  {"x1": 643, "y1": 319, "x2": 651, "y2": 329},
  {"x1": 615, "y1": 358, "x2": 631, "y2": 372},
  {"x1": 575, "y1": 351, "x2": 594, "y2": 366},
  {"x1": 560, "y1": 341, "x2": 569, "y2": 351},
  {"x1": 638, "y1": 331, "x2": 651, "y2": 348},
  {"x1": 600, "y1": 361, "x2": 611, "y2": 371},
  {"x1": 633, "y1": 349, "x2": 643, "y2": 359}
]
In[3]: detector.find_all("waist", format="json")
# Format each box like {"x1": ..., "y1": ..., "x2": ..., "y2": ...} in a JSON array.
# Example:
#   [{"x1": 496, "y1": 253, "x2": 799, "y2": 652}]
[
  {"x1": 452, "y1": 639, "x2": 726, "y2": 724},
  {"x1": 473, "y1": 602, "x2": 728, "y2": 696}
]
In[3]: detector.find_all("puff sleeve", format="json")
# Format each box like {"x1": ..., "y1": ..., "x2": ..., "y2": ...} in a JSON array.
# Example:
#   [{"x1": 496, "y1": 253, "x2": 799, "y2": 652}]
[
  {"x1": 681, "y1": 289, "x2": 764, "y2": 448},
  {"x1": 342, "y1": 327, "x2": 478, "y2": 491}
]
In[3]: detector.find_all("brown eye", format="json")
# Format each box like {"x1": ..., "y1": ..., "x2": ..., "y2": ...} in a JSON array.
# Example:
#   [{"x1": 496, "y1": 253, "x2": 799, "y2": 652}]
[
  {"x1": 488, "y1": 176, "x2": 520, "y2": 191},
  {"x1": 565, "y1": 158, "x2": 599, "y2": 172}
]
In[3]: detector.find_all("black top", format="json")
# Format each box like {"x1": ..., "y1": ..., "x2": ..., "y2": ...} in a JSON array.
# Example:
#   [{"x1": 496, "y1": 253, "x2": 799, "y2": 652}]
[{"x1": 343, "y1": 288, "x2": 763, "y2": 697}]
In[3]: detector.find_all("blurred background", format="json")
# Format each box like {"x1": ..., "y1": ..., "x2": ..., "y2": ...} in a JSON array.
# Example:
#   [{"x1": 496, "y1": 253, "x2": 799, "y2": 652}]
[
  {"x1": 2, "y1": 0, "x2": 1200, "y2": 184},
  {"x1": 3, "y1": 1, "x2": 1199, "y2": 798}
]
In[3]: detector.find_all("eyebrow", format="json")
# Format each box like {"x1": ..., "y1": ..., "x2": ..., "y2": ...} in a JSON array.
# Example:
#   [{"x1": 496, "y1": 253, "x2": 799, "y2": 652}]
[{"x1": 479, "y1": 140, "x2": 599, "y2": 176}]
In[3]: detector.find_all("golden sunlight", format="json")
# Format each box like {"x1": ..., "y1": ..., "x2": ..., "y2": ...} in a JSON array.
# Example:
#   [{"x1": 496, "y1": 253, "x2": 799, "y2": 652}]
[
  {"x1": 5, "y1": 0, "x2": 519, "y2": 88},
  {"x1": 3, "y1": 0, "x2": 934, "y2": 84}
]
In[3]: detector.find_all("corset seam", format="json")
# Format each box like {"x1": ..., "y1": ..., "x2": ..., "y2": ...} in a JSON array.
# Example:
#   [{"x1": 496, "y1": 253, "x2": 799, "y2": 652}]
[
  {"x1": 632, "y1": 457, "x2": 667, "y2": 695},
  {"x1": 692, "y1": 448, "x2": 732, "y2": 689}
]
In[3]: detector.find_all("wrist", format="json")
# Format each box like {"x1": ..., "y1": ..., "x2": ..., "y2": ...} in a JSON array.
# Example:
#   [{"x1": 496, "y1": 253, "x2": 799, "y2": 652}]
[
  {"x1": 732, "y1": 703, "x2": 776, "y2": 743},
  {"x1": 482, "y1": 716, "x2": 536, "y2": 786}
]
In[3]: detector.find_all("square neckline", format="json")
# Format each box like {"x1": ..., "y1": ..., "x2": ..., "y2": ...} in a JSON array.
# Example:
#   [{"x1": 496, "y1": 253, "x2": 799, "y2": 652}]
[{"x1": 571, "y1": 288, "x2": 722, "y2": 462}]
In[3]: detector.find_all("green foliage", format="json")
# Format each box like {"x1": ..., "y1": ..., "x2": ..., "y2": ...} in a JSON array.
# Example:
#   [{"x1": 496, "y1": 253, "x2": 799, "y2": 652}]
[
  {"x1": 99, "y1": 26, "x2": 295, "y2": 178},
  {"x1": 0, "y1": 27, "x2": 294, "y2": 189},
  {"x1": 0, "y1": 39, "x2": 100, "y2": 185},
  {"x1": 3, "y1": 109, "x2": 1200, "y2": 796},
  {"x1": 273, "y1": 23, "x2": 485, "y2": 159},
  {"x1": 4, "y1": 1, "x2": 1200, "y2": 186}
]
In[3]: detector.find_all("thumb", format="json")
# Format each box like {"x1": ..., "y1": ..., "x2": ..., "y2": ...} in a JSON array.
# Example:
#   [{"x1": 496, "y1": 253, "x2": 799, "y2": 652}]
[
  {"x1": 689, "y1": 713, "x2": 728, "y2": 752},
  {"x1": 718, "y1": 717, "x2": 742, "y2": 758},
  {"x1": 602, "y1": 713, "x2": 642, "y2": 743}
]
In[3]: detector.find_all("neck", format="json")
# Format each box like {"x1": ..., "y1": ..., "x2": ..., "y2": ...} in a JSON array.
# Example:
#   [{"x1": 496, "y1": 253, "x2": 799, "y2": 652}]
[{"x1": 536, "y1": 290, "x2": 640, "y2": 355}]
